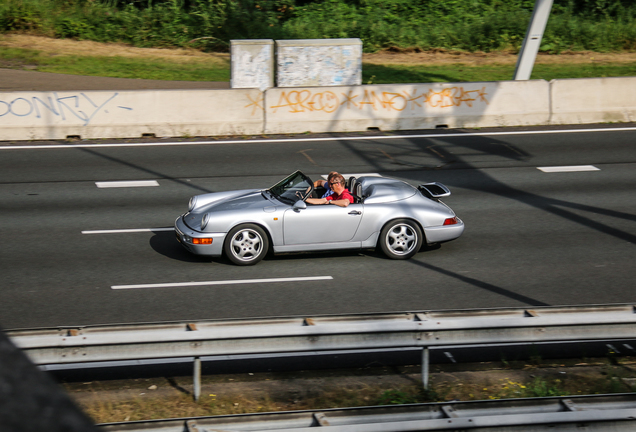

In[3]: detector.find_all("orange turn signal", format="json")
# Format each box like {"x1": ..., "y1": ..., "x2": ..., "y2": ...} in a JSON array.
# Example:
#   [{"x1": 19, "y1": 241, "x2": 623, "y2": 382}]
[{"x1": 192, "y1": 238, "x2": 213, "y2": 245}]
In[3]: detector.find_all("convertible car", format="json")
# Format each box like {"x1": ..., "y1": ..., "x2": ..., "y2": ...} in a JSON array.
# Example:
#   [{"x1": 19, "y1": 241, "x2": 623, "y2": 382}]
[{"x1": 175, "y1": 171, "x2": 464, "y2": 265}]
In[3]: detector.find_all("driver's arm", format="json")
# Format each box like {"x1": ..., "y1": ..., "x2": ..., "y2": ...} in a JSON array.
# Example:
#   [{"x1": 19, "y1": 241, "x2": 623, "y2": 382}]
[
  {"x1": 328, "y1": 199, "x2": 350, "y2": 207},
  {"x1": 306, "y1": 197, "x2": 327, "y2": 205}
]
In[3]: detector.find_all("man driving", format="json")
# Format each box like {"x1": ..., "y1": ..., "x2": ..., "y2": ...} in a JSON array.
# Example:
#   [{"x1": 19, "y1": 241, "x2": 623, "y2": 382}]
[
  {"x1": 313, "y1": 171, "x2": 338, "y2": 198},
  {"x1": 306, "y1": 173, "x2": 354, "y2": 207}
]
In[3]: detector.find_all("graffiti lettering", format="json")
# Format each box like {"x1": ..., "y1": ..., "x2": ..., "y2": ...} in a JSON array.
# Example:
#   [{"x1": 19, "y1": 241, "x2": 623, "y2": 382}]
[
  {"x1": 423, "y1": 87, "x2": 488, "y2": 108},
  {"x1": 245, "y1": 93, "x2": 264, "y2": 116},
  {"x1": 342, "y1": 90, "x2": 359, "y2": 109},
  {"x1": 268, "y1": 86, "x2": 489, "y2": 114},
  {"x1": 270, "y1": 90, "x2": 338, "y2": 114},
  {"x1": 0, "y1": 92, "x2": 126, "y2": 125},
  {"x1": 382, "y1": 92, "x2": 407, "y2": 111}
]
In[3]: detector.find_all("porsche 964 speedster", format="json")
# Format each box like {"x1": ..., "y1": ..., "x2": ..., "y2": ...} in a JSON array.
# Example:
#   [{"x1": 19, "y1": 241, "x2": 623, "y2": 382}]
[{"x1": 175, "y1": 171, "x2": 463, "y2": 265}]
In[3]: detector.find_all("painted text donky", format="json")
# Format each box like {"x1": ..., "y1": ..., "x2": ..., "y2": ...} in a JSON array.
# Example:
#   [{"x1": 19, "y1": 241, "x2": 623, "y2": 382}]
[
  {"x1": 269, "y1": 87, "x2": 489, "y2": 114},
  {"x1": 0, "y1": 92, "x2": 130, "y2": 126}
]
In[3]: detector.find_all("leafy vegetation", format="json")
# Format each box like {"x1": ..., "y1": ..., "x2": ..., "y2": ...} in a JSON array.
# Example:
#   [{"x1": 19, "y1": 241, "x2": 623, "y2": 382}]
[{"x1": 1, "y1": 0, "x2": 635, "y2": 53}]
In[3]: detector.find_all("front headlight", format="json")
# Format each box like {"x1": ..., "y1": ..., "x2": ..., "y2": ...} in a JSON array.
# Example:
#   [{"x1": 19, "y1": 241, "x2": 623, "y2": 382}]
[
  {"x1": 201, "y1": 213, "x2": 210, "y2": 230},
  {"x1": 188, "y1": 196, "x2": 197, "y2": 212}
]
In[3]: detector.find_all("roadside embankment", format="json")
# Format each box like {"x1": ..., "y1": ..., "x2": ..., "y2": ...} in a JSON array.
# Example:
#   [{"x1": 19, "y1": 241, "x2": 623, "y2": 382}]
[{"x1": 63, "y1": 357, "x2": 636, "y2": 423}]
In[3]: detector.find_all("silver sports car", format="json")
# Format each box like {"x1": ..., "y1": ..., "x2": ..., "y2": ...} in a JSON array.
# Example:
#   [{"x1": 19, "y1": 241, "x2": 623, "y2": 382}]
[{"x1": 175, "y1": 171, "x2": 464, "y2": 265}]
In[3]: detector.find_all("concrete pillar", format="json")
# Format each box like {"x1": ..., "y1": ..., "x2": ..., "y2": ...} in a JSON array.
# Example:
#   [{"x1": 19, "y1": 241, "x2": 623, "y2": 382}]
[{"x1": 231, "y1": 39, "x2": 274, "y2": 90}]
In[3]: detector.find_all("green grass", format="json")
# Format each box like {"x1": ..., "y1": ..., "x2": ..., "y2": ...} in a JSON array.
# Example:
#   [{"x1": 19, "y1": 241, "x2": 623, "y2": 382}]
[
  {"x1": 0, "y1": 46, "x2": 230, "y2": 81},
  {"x1": 363, "y1": 62, "x2": 636, "y2": 84},
  {"x1": 1, "y1": 45, "x2": 634, "y2": 84},
  {"x1": 0, "y1": 46, "x2": 41, "y2": 65},
  {"x1": 38, "y1": 55, "x2": 230, "y2": 81},
  {"x1": 530, "y1": 63, "x2": 636, "y2": 80}
]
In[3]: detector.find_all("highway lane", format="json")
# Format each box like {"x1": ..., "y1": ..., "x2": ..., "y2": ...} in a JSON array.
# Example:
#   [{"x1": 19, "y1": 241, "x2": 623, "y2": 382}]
[
  {"x1": 2, "y1": 126, "x2": 636, "y2": 183},
  {"x1": 1, "y1": 125, "x2": 635, "y2": 329}
]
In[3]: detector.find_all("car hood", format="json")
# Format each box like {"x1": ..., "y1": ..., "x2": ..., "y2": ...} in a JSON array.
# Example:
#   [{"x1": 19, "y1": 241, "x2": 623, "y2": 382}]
[{"x1": 183, "y1": 189, "x2": 269, "y2": 231}]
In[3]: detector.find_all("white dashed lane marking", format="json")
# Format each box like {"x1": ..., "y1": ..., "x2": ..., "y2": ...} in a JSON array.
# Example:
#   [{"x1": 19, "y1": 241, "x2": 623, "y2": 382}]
[
  {"x1": 111, "y1": 276, "x2": 334, "y2": 290},
  {"x1": 537, "y1": 165, "x2": 600, "y2": 173},
  {"x1": 82, "y1": 228, "x2": 173, "y2": 234},
  {"x1": 95, "y1": 180, "x2": 159, "y2": 188}
]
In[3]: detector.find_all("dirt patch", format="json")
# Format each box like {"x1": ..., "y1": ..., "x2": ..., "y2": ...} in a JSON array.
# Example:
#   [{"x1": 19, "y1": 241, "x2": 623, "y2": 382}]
[
  {"x1": 0, "y1": 34, "x2": 229, "y2": 66},
  {"x1": 3, "y1": 34, "x2": 636, "y2": 68},
  {"x1": 63, "y1": 358, "x2": 636, "y2": 424},
  {"x1": 364, "y1": 47, "x2": 636, "y2": 66}
]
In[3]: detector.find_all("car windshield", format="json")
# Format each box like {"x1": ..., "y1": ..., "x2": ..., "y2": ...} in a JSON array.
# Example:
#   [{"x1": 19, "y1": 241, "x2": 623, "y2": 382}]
[{"x1": 268, "y1": 171, "x2": 313, "y2": 204}]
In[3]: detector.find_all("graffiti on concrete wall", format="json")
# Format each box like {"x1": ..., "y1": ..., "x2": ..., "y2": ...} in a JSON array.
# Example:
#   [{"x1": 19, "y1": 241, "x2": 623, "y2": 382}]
[
  {"x1": 277, "y1": 44, "x2": 362, "y2": 87},
  {"x1": 245, "y1": 93, "x2": 265, "y2": 116},
  {"x1": 269, "y1": 87, "x2": 489, "y2": 114},
  {"x1": 0, "y1": 92, "x2": 128, "y2": 125}
]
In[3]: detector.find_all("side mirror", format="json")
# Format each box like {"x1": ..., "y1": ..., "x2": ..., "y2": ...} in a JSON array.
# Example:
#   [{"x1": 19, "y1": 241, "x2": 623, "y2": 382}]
[{"x1": 293, "y1": 200, "x2": 307, "y2": 210}]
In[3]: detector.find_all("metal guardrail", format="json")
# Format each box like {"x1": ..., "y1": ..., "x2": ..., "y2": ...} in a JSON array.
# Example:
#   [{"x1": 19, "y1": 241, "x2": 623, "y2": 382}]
[
  {"x1": 9, "y1": 304, "x2": 636, "y2": 364},
  {"x1": 8, "y1": 304, "x2": 636, "y2": 400},
  {"x1": 98, "y1": 394, "x2": 636, "y2": 432}
]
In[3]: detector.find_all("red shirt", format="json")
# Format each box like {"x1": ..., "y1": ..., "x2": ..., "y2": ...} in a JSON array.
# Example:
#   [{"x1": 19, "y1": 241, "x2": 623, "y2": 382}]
[{"x1": 325, "y1": 188, "x2": 354, "y2": 204}]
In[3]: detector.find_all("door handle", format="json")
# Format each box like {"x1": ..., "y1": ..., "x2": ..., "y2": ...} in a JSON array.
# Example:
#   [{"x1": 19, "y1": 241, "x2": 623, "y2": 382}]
[{"x1": 348, "y1": 210, "x2": 361, "y2": 215}]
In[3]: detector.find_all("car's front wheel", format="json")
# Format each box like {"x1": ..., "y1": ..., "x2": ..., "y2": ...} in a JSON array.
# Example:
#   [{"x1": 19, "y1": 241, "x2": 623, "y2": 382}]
[
  {"x1": 224, "y1": 224, "x2": 269, "y2": 266},
  {"x1": 379, "y1": 219, "x2": 423, "y2": 260}
]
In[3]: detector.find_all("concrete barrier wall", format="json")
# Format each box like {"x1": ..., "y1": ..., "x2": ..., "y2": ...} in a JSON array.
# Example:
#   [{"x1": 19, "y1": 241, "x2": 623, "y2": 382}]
[
  {"x1": 0, "y1": 88, "x2": 264, "y2": 141},
  {"x1": 1, "y1": 77, "x2": 635, "y2": 141},
  {"x1": 264, "y1": 80, "x2": 550, "y2": 134},
  {"x1": 550, "y1": 77, "x2": 636, "y2": 124}
]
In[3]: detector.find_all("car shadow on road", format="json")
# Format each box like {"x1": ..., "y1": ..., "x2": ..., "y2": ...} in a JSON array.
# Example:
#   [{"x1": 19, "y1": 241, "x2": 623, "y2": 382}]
[
  {"x1": 149, "y1": 229, "x2": 444, "y2": 265},
  {"x1": 266, "y1": 248, "x2": 374, "y2": 263}
]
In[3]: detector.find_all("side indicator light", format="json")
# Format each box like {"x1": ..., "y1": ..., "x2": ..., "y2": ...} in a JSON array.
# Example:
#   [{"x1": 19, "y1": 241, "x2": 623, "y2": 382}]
[
  {"x1": 192, "y1": 238, "x2": 213, "y2": 245},
  {"x1": 443, "y1": 217, "x2": 458, "y2": 226}
]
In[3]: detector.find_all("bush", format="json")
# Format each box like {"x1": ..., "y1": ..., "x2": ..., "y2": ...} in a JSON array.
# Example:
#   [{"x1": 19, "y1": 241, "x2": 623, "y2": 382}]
[
  {"x1": 0, "y1": 0, "x2": 44, "y2": 32},
  {"x1": 1, "y1": 0, "x2": 635, "y2": 53}
]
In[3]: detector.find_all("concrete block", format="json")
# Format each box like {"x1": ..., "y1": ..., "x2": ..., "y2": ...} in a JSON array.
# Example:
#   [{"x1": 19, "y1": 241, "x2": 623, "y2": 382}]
[
  {"x1": 0, "y1": 89, "x2": 264, "y2": 141},
  {"x1": 550, "y1": 77, "x2": 636, "y2": 124},
  {"x1": 231, "y1": 39, "x2": 274, "y2": 90},
  {"x1": 276, "y1": 39, "x2": 362, "y2": 87},
  {"x1": 264, "y1": 80, "x2": 550, "y2": 134}
]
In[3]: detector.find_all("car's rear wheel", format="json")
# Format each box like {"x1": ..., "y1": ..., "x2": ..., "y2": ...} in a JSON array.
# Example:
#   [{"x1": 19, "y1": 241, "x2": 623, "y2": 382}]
[
  {"x1": 224, "y1": 224, "x2": 269, "y2": 266},
  {"x1": 379, "y1": 219, "x2": 423, "y2": 260}
]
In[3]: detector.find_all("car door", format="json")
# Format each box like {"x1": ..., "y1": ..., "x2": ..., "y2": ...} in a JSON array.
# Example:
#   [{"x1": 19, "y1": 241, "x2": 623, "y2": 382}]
[{"x1": 283, "y1": 203, "x2": 364, "y2": 245}]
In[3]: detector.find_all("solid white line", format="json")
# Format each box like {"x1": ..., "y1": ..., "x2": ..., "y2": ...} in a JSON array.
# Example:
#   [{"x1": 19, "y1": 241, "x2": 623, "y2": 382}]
[
  {"x1": 537, "y1": 165, "x2": 600, "y2": 173},
  {"x1": 82, "y1": 228, "x2": 174, "y2": 234},
  {"x1": 2, "y1": 127, "x2": 636, "y2": 150},
  {"x1": 112, "y1": 276, "x2": 334, "y2": 290},
  {"x1": 95, "y1": 180, "x2": 159, "y2": 188}
]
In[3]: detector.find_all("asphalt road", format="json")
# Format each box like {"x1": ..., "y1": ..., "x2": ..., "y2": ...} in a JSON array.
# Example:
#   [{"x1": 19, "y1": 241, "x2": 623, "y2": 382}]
[{"x1": 1, "y1": 125, "x2": 635, "y2": 330}]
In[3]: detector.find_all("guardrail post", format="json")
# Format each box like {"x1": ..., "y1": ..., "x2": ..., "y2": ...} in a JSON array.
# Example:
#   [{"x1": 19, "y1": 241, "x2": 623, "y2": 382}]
[
  {"x1": 193, "y1": 357, "x2": 201, "y2": 402},
  {"x1": 422, "y1": 347, "x2": 429, "y2": 390}
]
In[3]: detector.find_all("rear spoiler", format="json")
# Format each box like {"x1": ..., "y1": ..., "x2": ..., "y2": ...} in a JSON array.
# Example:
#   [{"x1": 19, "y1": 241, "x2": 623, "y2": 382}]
[{"x1": 418, "y1": 182, "x2": 451, "y2": 200}]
